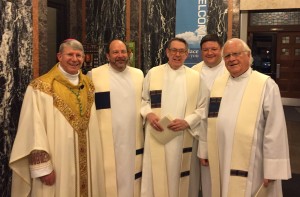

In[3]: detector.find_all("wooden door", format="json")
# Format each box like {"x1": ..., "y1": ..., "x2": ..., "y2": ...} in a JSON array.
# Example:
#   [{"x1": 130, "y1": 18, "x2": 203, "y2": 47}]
[{"x1": 276, "y1": 32, "x2": 300, "y2": 98}]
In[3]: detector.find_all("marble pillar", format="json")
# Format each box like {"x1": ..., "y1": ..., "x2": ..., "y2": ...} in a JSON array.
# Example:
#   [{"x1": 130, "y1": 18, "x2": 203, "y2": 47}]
[
  {"x1": 206, "y1": 0, "x2": 240, "y2": 43},
  {"x1": 38, "y1": 0, "x2": 48, "y2": 76},
  {"x1": 0, "y1": 0, "x2": 33, "y2": 195},
  {"x1": 129, "y1": 0, "x2": 140, "y2": 68},
  {"x1": 84, "y1": 0, "x2": 240, "y2": 73},
  {"x1": 69, "y1": 0, "x2": 83, "y2": 40},
  {"x1": 207, "y1": 0, "x2": 228, "y2": 43},
  {"x1": 86, "y1": 0, "x2": 126, "y2": 66},
  {"x1": 85, "y1": 0, "x2": 177, "y2": 73},
  {"x1": 232, "y1": 0, "x2": 240, "y2": 38},
  {"x1": 140, "y1": 0, "x2": 176, "y2": 73}
]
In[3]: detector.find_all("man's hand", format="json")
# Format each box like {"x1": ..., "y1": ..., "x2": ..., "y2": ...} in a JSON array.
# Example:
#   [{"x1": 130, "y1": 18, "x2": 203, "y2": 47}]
[
  {"x1": 263, "y1": 179, "x2": 274, "y2": 187},
  {"x1": 167, "y1": 119, "x2": 189, "y2": 132},
  {"x1": 40, "y1": 170, "x2": 56, "y2": 185},
  {"x1": 146, "y1": 113, "x2": 163, "y2": 131},
  {"x1": 200, "y1": 158, "x2": 209, "y2": 166}
]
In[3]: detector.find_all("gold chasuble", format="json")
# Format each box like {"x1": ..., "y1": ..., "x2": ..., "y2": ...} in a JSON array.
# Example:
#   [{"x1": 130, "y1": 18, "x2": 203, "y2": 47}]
[
  {"x1": 148, "y1": 65, "x2": 199, "y2": 197},
  {"x1": 208, "y1": 71, "x2": 269, "y2": 197},
  {"x1": 30, "y1": 64, "x2": 94, "y2": 197},
  {"x1": 92, "y1": 64, "x2": 144, "y2": 197}
]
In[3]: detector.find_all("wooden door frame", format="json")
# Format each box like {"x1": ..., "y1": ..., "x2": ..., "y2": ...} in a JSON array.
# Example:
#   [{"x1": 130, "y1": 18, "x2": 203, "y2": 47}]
[{"x1": 47, "y1": 0, "x2": 69, "y2": 51}]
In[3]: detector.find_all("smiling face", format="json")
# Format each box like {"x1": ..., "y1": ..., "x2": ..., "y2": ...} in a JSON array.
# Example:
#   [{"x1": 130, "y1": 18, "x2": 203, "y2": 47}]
[
  {"x1": 223, "y1": 39, "x2": 251, "y2": 78},
  {"x1": 166, "y1": 40, "x2": 188, "y2": 70},
  {"x1": 57, "y1": 46, "x2": 84, "y2": 75},
  {"x1": 201, "y1": 41, "x2": 222, "y2": 68},
  {"x1": 106, "y1": 40, "x2": 129, "y2": 72}
]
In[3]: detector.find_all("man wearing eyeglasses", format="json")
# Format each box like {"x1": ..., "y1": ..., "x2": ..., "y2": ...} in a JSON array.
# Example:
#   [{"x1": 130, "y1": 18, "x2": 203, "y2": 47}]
[
  {"x1": 141, "y1": 37, "x2": 208, "y2": 197},
  {"x1": 192, "y1": 34, "x2": 227, "y2": 197},
  {"x1": 198, "y1": 38, "x2": 291, "y2": 197}
]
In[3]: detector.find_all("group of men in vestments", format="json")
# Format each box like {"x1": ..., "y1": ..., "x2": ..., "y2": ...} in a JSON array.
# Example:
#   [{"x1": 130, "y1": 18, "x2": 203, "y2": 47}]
[{"x1": 9, "y1": 36, "x2": 291, "y2": 197}]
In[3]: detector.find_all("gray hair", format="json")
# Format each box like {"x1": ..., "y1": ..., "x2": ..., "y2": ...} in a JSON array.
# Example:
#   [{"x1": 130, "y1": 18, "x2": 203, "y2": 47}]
[
  {"x1": 59, "y1": 39, "x2": 84, "y2": 53},
  {"x1": 167, "y1": 37, "x2": 189, "y2": 51}
]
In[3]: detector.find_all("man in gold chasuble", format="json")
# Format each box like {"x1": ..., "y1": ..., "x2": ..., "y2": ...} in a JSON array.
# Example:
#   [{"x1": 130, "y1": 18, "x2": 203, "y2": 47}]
[{"x1": 10, "y1": 39, "x2": 105, "y2": 197}]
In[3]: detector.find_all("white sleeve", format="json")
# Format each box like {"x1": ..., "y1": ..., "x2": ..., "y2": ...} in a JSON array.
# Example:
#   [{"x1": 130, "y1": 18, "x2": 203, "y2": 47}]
[
  {"x1": 263, "y1": 78, "x2": 291, "y2": 180},
  {"x1": 140, "y1": 71, "x2": 153, "y2": 120}
]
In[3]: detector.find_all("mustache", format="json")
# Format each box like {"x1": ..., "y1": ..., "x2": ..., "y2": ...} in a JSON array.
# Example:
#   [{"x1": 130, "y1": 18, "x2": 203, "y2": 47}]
[{"x1": 115, "y1": 57, "x2": 128, "y2": 61}]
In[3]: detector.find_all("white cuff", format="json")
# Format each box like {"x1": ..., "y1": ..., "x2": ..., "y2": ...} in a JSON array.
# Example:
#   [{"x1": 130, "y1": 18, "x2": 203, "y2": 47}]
[{"x1": 29, "y1": 160, "x2": 53, "y2": 178}]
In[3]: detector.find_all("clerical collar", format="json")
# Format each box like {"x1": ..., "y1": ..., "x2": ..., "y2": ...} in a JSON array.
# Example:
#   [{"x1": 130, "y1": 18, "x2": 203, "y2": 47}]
[
  {"x1": 166, "y1": 63, "x2": 184, "y2": 71},
  {"x1": 58, "y1": 64, "x2": 79, "y2": 85},
  {"x1": 205, "y1": 60, "x2": 224, "y2": 70},
  {"x1": 231, "y1": 67, "x2": 252, "y2": 79}
]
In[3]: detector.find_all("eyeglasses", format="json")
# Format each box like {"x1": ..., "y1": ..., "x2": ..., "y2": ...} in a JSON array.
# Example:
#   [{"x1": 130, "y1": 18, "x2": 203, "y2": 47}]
[
  {"x1": 223, "y1": 51, "x2": 247, "y2": 60},
  {"x1": 169, "y1": 48, "x2": 187, "y2": 55}
]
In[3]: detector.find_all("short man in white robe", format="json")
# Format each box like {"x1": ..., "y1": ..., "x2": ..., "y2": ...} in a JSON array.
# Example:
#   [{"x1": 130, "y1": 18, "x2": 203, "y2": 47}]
[
  {"x1": 192, "y1": 34, "x2": 226, "y2": 197},
  {"x1": 88, "y1": 39, "x2": 144, "y2": 197},
  {"x1": 198, "y1": 38, "x2": 291, "y2": 197},
  {"x1": 141, "y1": 37, "x2": 208, "y2": 197},
  {"x1": 192, "y1": 34, "x2": 226, "y2": 89}
]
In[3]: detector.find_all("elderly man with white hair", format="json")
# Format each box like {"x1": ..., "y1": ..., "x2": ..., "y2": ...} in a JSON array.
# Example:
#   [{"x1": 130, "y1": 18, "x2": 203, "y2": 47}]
[{"x1": 198, "y1": 38, "x2": 291, "y2": 197}]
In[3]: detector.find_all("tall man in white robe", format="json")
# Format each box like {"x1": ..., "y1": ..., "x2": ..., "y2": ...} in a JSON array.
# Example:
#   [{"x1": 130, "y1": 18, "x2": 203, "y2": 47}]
[
  {"x1": 9, "y1": 39, "x2": 105, "y2": 197},
  {"x1": 89, "y1": 39, "x2": 144, "y2": 197},
  {"x1": 192, "y1": 34, "x2": 226, "y2": 197},
  {"x1": 141, "y1": 37, "x2": 208, "y2": 197},
  {"x1": 198, "y1": 38, "x2": 291, "y2": 197}
]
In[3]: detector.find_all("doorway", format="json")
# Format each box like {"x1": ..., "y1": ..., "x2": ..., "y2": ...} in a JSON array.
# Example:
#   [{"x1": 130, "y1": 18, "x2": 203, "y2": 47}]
[
  {"x1": 276, "y1": 32, "x2": 300, "y2": 98},
  {"x1": 249, "y1": 33, "x2": 277, "y2": 79},
  {"x1": 247, "y1": 9, "x2": 300, "y2": 99},
  {"x1": 47, "y1": 0, "x2": 68, "y2": 74},
  {"x1": 248, "y1": 31, "x2": 300, "y2": 99}
]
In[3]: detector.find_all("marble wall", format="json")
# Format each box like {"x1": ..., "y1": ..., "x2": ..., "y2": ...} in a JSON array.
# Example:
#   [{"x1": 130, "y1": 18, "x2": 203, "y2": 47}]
[
  {"x1": 206, "y1": 0, "x2": 240, "y2": 41},
  {"x1": 140, "y1": 0, "x2": 176, "y2": 72},
  {"x1": 85, "y1": 0, "x2": 239, "y2": 73},
  {"x1": 207, "y1": 0, "x2": 229, "y2": 44},
  {"x1": 85, "y1": 0, "x2": 126, "y2": 65},
  {"x1": 0, "y1": 0, "x2": 33, "y2": 195}
]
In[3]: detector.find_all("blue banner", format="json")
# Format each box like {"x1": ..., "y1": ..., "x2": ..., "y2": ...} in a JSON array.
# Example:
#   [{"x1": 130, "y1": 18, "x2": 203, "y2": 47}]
[{"x1": 175, "y1": 0, "x2": 208, "y2": 67}]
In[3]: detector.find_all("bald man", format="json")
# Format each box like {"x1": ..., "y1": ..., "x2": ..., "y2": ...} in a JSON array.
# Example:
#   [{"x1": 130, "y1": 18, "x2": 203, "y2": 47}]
[{"x1": 89, "y1": 39, "x2": 144, "y2": 197}]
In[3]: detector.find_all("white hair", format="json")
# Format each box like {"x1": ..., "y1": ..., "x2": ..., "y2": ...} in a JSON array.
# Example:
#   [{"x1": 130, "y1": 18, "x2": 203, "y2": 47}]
[{"x1": 223, "y1": 38, "x2": 253, "y2": 65}]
